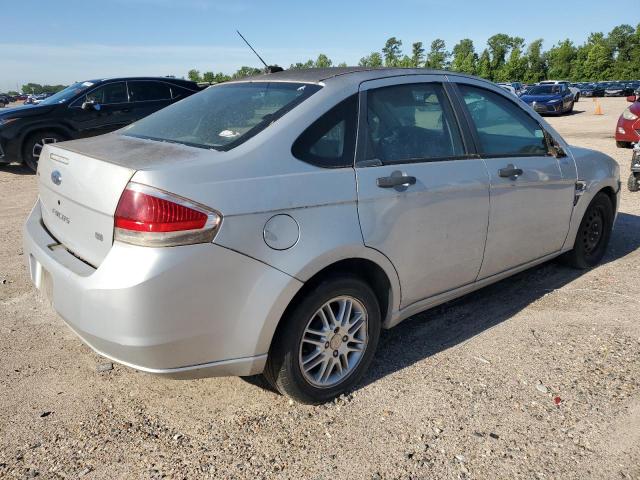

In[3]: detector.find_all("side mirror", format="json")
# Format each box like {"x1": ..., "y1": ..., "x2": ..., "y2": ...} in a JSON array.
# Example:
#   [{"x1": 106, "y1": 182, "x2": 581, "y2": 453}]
[
  {"x1": 627, "y1": 95, "x2": 637, "y2": 103},
  {"x1": 81, "y1": 100, "x2": 101, "y2": 111}
]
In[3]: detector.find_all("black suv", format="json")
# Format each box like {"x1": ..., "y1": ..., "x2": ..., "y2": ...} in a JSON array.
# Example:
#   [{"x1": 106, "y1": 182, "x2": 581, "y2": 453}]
[{"x1": 0, "y1": 77, "x2": 203, "y2": 171}]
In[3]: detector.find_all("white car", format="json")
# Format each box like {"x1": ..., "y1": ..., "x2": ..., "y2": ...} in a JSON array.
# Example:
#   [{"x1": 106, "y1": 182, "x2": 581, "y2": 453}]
[
  {"x1": 539, "y1": 81, "x2": 580, "y2": 102},
  {"x1": 23, "y1": 67, "x2": 619, "y2": 403}
]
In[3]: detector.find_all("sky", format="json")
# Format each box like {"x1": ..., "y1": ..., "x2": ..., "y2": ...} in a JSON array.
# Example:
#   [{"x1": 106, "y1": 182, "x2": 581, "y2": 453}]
[{"x1": 0, "y1": 0, "x2": 634, "y2": 92}]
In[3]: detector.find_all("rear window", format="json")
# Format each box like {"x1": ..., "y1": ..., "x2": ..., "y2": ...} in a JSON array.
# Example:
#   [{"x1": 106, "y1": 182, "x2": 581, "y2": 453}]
[{"x1": 123, "y1": 82, "x2": 321, "y2": 151}]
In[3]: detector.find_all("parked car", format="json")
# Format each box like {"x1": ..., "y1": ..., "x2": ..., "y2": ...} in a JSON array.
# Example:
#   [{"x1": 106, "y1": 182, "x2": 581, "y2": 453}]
[
  {"x1": 539, "y1": 80, "x2": 580, "y2": 102},
  {"x1": 615, "y1": 93, "x2": 640, "y2": 148},
  {"x1": 520, "y1": 83, "x2": 575, "y2": 114},
  {"x1": 23, "y1": 67, "x2": 620, "y2": 404},
  {"x1": 497, "y1": 83, "x2": 518, "y2": 96},
  {"x1": 604, "y1": 82, "x2": 634, "y2": 97},
  {"x1": 579, "y1": 83, "x2": 605, "y2": 97},
  {"x1": 0, "y1": 94, "x2": 10, "y2": 107},
  {"x1": 497, "y1": 82, "x2": 524, "y2": 96},
  {"x1": 0, "y1": 77, "x2": 202, "y2": 171}
]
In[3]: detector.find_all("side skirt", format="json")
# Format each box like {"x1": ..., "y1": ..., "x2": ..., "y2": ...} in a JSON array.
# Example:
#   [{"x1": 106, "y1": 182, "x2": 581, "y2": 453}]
[{"x1": 385, "y1": 251, "x2": 562, "y2": 329}]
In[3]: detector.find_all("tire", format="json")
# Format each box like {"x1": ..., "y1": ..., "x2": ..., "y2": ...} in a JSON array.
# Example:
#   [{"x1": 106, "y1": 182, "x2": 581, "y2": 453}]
[
  {"x1": 22, "y1": 131, "x2": 65, "y2": 172},
  {"x1": 561, "y1": 192, "x2": 614, "y2": 269},
  {"x1": 574, "y1": 93, "x2": 580, "y2": 102},
  {"x1": 567, "y1": 101, "x2": 574, "y2": 113},
  {"x1": 628, "y1": 173, "x2": 640, "y2": 192},
  {"x1": 616, "y1": 141, "x2": 632, "y2": 148},
  {"x1": 264, "y1": 275, "x2": 381, "y2": 404}
]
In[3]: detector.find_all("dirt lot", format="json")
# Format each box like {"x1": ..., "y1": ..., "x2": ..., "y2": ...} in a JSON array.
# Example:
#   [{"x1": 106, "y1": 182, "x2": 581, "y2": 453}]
[{"x1": 1, "y1": 96, "x2": 639, "y2": 479}]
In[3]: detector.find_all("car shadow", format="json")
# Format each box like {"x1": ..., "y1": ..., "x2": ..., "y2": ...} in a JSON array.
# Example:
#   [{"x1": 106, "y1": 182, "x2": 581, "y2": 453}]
[
  {"x1": 243, "y1": 212, "x2": 640, "y2": 398},
  {"x1": 360, "y1": 211, "x2": 640, "y2": 390},
  {"x1": 0, "y1": 163, "x2": 33, "y2": 175}
]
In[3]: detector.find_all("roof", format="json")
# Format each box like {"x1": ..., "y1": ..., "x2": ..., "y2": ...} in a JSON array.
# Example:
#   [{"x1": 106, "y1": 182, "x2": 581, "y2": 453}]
[
  {"x1": 246, "y1": 67, "x2": 471, "y2": 84},
  {"x1": 86, "y1": 76, "x2": 198, "y2": 85}
]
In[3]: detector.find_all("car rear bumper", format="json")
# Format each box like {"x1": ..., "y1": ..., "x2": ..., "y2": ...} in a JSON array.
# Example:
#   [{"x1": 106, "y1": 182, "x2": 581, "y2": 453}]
[{"x1": 23, "y1": 200, "x2": 302, "y2": 378}]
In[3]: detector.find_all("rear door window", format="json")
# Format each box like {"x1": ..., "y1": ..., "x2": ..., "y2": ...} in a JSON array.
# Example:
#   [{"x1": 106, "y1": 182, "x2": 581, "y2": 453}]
[
  {"x1": 128, "y1": 81, "x2": 172, "y2": 102},
  {"x1": 364, "y1": 82, "x2": 465, "y2": 164},
  {"x1": 458, "y1": 84, "x2": 550, "y2": 157}
]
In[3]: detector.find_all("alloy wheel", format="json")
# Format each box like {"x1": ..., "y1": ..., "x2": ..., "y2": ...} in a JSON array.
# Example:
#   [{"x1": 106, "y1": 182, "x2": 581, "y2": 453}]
[
  {"x1": 32, "y1": 137, "x2": 59, "y2": 160},
  {"x1": 298, "y1": 296, "x2": 368, "y2": 388}
]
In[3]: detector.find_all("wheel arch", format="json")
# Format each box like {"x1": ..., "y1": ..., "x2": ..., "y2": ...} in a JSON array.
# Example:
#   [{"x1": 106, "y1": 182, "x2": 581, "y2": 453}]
[
  {"x1": 18, "y1": 124, "x2": 74, "y2": 162},
  {"x1": 262, "y1": 251, "x2": 401, "y2": 360}
]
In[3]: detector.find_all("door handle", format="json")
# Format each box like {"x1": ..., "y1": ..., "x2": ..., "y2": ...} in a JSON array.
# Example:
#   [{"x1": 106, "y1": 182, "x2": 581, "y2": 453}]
[
  {"x1": 498, "y1": 164, "x2": 523, "y2": 178},
  {"x1": 376, "y1": 171, "x2": 417, "y2": 188}
]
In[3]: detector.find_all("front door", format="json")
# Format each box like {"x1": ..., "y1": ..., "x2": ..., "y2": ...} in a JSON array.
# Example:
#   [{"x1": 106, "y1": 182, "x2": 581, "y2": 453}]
[
  {"x1": 454, "y1": 82, "x2": 575, "y2": 279},
  {"x1": 69, "y1": 81, "x2": 133, "y2": 138},
  {"x1": 355, "y1": 77, "x2": 490, "y2": 308}
]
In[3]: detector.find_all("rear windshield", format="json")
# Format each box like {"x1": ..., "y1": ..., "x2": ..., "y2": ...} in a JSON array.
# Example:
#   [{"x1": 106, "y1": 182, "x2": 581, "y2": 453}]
[{"x1": 123, "y1": 82, "x2": 321, "y2": 151}]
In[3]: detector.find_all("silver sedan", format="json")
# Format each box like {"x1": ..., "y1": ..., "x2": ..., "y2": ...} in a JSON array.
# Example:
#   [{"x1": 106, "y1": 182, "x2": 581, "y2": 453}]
[{"x1": 24, "y1": 68, "x2": 620, "y2": 403}]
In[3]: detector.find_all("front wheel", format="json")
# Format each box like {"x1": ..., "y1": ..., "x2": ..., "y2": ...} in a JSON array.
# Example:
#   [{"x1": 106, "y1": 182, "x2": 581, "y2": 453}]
[
  {"x1": 264, "y1": 276, "x2": 381, "y2": 404},
  {"x1": 561, "y1": 192, "x2": 614, "y2": 269}
]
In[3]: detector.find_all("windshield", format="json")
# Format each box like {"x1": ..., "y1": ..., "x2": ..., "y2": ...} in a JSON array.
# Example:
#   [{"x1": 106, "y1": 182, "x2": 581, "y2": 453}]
[
  {"x1": 39, "y1": 81, "x2": 95, "y2": 105},
  {"x1": 123, "y1": 82, "x2": 321, "y2": 150},
  {"x1": 526, "y1": 85, "x2": 561, "y2": 95}
]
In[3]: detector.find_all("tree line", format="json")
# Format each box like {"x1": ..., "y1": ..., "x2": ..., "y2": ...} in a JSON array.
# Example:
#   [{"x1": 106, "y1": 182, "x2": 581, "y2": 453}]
[
  {"x1": 12, "y1": 23, "x2": 639, "y2": 94},
  {"x1": 188, "y1": 23, "x2": 640, "y2": 84}
]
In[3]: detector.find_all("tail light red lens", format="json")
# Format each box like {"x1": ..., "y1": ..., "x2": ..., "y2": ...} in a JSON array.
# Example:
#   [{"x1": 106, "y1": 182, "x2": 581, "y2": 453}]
[
  {"x1": 115, "y1": 188, "x2": 208, "y2": 232},
  {"x1": 114, "y1": 183, "x2": 221, "y2": 247}
]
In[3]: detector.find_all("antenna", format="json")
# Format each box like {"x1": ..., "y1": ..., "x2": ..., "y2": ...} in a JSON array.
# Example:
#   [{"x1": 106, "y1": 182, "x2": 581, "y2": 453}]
[{"x1": 236, "y1": 30, "x2": 283, "y2": 73}]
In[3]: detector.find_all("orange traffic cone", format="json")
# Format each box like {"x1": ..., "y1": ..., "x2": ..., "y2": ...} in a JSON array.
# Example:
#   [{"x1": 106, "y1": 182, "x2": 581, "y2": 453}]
[{"x1": 594, "y1": 99, "x2": 603, "y2": 115}]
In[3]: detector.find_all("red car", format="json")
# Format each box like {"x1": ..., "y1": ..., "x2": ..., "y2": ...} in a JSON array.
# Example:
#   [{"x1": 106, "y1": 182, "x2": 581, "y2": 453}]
[{"x1": 616, "y1": 94, "x2": 640, "y2": 148}]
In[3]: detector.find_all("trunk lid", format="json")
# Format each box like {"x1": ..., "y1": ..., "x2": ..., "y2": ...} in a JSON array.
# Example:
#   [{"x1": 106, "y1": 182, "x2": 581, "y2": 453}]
[{"x1": 38, "y1": 142, "x2": 135, "y2": 267}]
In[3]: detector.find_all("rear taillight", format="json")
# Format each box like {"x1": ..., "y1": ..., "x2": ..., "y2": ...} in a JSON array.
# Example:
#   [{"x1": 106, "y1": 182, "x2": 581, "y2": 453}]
[{"x1": 114, "y1": 182, "x2": 221, "y2": 247}]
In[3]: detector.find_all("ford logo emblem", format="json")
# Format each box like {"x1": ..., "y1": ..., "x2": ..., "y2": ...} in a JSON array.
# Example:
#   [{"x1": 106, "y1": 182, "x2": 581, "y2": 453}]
[{"x1": 51, "y1": 170, "x2": 62, "y2": 186}]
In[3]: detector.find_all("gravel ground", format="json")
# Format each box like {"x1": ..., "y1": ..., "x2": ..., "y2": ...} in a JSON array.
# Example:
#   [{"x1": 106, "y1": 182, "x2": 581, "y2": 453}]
[{"x1": 1, "y1": 96, "x2": 639, "y2": 479}]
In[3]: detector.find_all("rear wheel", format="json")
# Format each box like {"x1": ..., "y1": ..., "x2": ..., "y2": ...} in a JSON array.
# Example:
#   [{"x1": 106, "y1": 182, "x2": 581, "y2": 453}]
[
  {"x1": 22, "y1": 131, "x2": 65, "y2": 172},
  {"x1": 628, "y1": 173, "x2": 640, "y2": 192},
  {"x1": 616, "y1": 141, "x2": 632, "y2": 148},
  {"x1": 561, "y1": 192, "x2": 614, "y2": 269},
  {"x1": 264, "y1": 275, "x2": 381, "y2": 404}
]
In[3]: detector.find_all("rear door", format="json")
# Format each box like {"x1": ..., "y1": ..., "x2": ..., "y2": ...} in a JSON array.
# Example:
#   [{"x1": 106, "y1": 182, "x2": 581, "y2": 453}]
[
  {"x1": 127, "y1": 80, "x2": 173, "y2": 122},
  {"x1": 355, "y1": 75, "x2": 490, "y2": 308},
  {"x1": 453, "y1": 80, "x2": 575, "y2": 279}
]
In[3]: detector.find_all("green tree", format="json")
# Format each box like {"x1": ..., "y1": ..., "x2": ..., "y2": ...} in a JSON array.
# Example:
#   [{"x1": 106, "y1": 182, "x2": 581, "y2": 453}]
[
  {"x1": 608, "y1": 24, "x2": 637, "y2": 79},
  {"x1": 476, "y1": 49, "x2": 492, "y2": 80},
  {"x1": 411, "y1": 42, "x2": 425, "y2": 67},
  {"x1": 358, "y1": 52, "x2": 383, "y2": 67},
  {"x1": 290, "y1": 59, "x2": 315, "y2": 69},
  {"x1": 499, "y1": 38, "x2": 527, "y2": 81},
  {"x1": 187, "y1": 69, "x2": 202, "y2": 82},
  {"x1": 487, "y1": 34, "x2": 512, "y2": 75},
  {"x1": 425, "y1": 39, "x2": 449, "y2": 69},
  {"x1": 524, "y1": 39, "x2": 546, "y2": 83},
  {"x1": 232, "y1": 66, "x2": 262, "y2": 79},
  {"x1": 545, "y1": 39, "x2": 577, "y2": 79},
  {"x1": 382, "y1": 37, "x2": 403, "y2": 67},
  {"x1": 314, "y1": 54, "x2": 333, "y2": 68},
  {"x1": 582, "y1": 32, "x2": 614, "y2": 80},
  {"x1": 450, "y1": 39, "x2": 477, "y2": 75}
]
